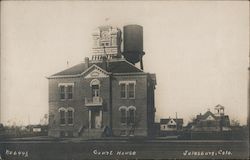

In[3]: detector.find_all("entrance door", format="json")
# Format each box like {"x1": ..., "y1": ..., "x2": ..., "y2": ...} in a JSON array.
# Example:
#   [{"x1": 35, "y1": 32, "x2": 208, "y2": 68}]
[
  {"x1": 90, "y1": 110, "x2": 101, "y2": 129},
  {"x1": 95, "y1": 114, "x2": 101, "y2": 128}
]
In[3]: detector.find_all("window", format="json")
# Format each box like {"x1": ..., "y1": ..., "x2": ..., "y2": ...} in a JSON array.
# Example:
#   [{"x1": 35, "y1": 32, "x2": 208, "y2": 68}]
[
  {"x1": 67, "y1": 86, "x2": 73, "y2": 99},
  {"x1": 92, "y1": 85, "x2": 100, "y2": 97},
  {"x1": 60, "y1": 86, "x2": 65, "y2": 99},
  {"x1": 119, "y1": 81, "x2": 136, "y2": 99},
  {"x1": 59, "y1": 110, "x2": 66, "y2": 125},
  {"x1": 120, "y1": 109, "x2": 126, "y2": 124},
  {"x1": 120, "y1": 84, "x2": 126, "y2": 98},
  {"x1": 119, "y1": 106, "x2": 136, "y2": 125},
  {"x1": 168, "y1": 125, "x2": 176, "y2": 128},
  {"x1": 127, "y1": 108, "x2": 135, "y2": 124},
  {"x1": 58, "y1": 83, "x2": 74, "y2": 100},
  {"x1": 59, "y1": 107, "x2": 74, "y2": 125},
  {"x1": 128, "y1": 83, "x2": 135, "y2": 98},
  {"x1": 90, "y1": 79, "x2": 100, "y2": 97},
  {"x1": 101, "y1": 42, "x2": 109, "y2": 47},
  {"x1": 67, "y1": 110, "x2": 74, "y2": 125}
]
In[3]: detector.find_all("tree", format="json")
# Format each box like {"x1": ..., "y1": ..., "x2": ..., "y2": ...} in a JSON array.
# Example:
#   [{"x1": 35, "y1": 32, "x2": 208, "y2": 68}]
[{"x1": 230, "y1": 119, "x2": 240, "y2": 127}]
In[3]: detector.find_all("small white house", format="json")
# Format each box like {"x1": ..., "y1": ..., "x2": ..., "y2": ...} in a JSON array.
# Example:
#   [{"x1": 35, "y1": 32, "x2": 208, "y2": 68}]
[{"x1": 160, "y1": 118, "x2": 183, "y2": 131}]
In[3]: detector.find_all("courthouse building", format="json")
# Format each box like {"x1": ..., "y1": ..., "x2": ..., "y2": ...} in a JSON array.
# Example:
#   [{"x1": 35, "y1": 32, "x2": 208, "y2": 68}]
[{"x1": 48, "y1": 25, "x2": 157, "y2": 138}]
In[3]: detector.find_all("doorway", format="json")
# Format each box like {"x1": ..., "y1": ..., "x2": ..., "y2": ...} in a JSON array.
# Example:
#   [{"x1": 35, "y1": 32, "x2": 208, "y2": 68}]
[{"x1": 90, "y1": 109, "x2": 102, "y2": 129}]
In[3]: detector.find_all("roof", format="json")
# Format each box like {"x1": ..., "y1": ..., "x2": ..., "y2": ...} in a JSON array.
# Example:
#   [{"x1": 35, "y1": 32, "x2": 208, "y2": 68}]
[
  {"x1": 160, "y1": 118, "x2": 183, "y2": 125},
  {"x1": 196, "y1": 110, "x2": 217, "y2": 120},
  {"x1": 50, "y1": 59, "x2": 143, "y2": 77},
  {"x1": 196, "y1": 110, "x2": 229, "y2": 121}
]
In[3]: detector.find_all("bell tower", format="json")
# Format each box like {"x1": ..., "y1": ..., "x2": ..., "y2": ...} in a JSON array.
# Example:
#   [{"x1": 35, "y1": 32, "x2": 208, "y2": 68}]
[{"x1": 92, "y1": 26, "x2": 122, "y2": 60}]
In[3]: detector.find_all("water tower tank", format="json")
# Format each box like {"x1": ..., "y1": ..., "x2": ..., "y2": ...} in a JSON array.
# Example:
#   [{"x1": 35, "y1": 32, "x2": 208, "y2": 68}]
[{"x1": 123, "y1": 25, "x2": 144, "y2": 64}]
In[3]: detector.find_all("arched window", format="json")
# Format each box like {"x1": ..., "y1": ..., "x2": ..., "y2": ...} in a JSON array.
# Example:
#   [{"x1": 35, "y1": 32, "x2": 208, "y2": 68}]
[
  {"x1": 59, "y1": 108, "x2": 67, "y2": 125},
  {"x1": 90, "y1": 79, "x2": 100, "y2": 97},
  {"x1": 119, "y1": 106, "x2": 127, "y2": 124},
  {"x1": 67, "y1": 107, "x2": 74, "y2": 125},
  {"x1": 127, "y1": 106, "x2": 136, "y2": 124}
]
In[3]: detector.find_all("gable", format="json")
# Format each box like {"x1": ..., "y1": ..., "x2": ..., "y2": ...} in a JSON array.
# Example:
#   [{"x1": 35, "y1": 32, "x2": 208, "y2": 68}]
[
  {"x1": 206, "y1": 115, "x2": 215, "y2": 121},
  {"x1": 84, "y1": 65, "x2": 109, "y2": 79},
  {"x1": 167, "y1": 119, "x2": 177, "y2": 125},
  {"x1": 200, "y1": 110, "x2": 216, "y2": 120}
]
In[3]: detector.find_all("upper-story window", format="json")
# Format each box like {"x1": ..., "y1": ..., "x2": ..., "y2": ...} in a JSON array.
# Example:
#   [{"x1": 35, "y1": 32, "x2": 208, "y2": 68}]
[
  {"x1": 120, "y1": 84, "x2": 126, "y2": 98},
  {"x1": 101, "y1": 42, "x2": 110, "y2": 47},
  {"x1": 92, "y1": 85, "x2": 100, "y2": 97},
  {"x1": 58, "y1": 83, "x2": 74, "y2": 100},
  {"x1": 60, "y1": 86, "x2": 65, "y2": 99},
  {"x1": 119, "y1": 81, "x2": 136, "y2": 99},
  {"x1": 128, "y1": 83, "x2": 135, "y2": 98},
  {"x1": 90, "y1": 79, "x2": 100, "y2": 97},
  {"x1": 67, "y1": 86, "x2": 73, "y2": 99}
]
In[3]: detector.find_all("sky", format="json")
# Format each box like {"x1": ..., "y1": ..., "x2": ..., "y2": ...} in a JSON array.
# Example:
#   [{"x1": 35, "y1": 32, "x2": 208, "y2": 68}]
[{"x1": 1, "y1": 1, "x2": 249, "y2": 126}]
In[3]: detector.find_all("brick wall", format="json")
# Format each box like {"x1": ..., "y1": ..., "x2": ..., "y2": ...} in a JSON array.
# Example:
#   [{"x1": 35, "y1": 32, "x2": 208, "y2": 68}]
[
  {"x1": 48, "y1": 75, "x2": 111, "y2": 137},
  {"x1": 48, "y1": 72, "x2": 156, "y2": 138},
  {"x1": 111, "y1": 74, "x2": 148, "y2": 136}
]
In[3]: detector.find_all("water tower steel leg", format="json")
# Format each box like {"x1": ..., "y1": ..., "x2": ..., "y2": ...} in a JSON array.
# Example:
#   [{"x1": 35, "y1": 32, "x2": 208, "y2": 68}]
[{"x1": 140, "y1": 54, "x2": 144, "y2": 70}]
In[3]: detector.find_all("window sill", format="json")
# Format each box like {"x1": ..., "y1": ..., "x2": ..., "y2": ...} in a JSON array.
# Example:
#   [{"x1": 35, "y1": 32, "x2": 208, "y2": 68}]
[
  {"x1": 120, "y1": 97, "x2": 136, "y2": 100},
  {"x1": 60, "y1": 99, "x2": 73, "y2": 101}
]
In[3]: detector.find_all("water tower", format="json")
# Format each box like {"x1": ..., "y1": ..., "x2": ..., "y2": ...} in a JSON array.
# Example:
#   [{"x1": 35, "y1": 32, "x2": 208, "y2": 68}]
[{"x1": 122, "y1": 25, "x2": 145, "y2": 70}]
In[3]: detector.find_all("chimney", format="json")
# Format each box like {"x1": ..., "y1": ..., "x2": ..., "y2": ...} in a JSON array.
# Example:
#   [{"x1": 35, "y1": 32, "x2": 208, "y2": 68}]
[
  {"x1": 102, "y1": 55, "x2": 107, "y2": 71},
  {"x1": 85, "y1": 57, "x2": 89, "y2": 68}
]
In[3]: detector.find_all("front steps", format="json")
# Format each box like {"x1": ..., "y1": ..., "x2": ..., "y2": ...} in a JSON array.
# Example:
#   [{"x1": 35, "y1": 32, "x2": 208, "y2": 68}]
[{"x1": 80, "y1": 128, "x2": 103, "y2": 139}]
